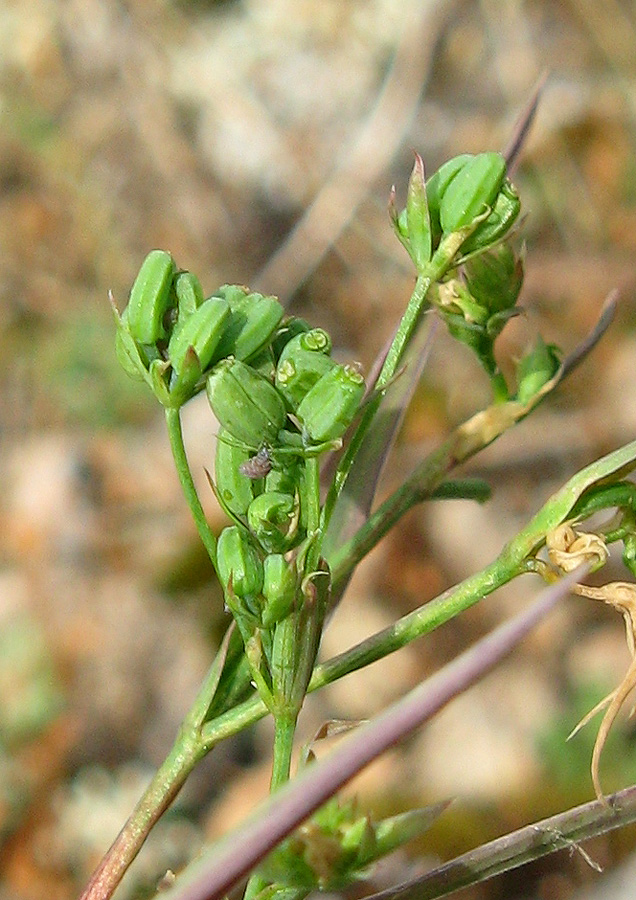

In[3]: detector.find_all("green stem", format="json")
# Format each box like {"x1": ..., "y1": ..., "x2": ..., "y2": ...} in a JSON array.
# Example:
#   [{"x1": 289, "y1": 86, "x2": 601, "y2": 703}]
[
  {"x1": 79, "y1": 629, "x2": 235, "y2": 900},
  {"x1": 270, "y1": 713, "x2": 298, "y2": 790},
  {"x1": 79, "y1": 742, "x2": 201, "y2": 900},
  {"x1": 165, "y1": 407, "x2": 218, "y2": 571},
  {"x1": 201, "y1": 551, "x2": 534, "y2": 751}
]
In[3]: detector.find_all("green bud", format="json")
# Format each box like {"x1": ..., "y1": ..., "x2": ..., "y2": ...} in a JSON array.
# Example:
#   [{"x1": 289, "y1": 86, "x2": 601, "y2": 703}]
[
  {"x1": 439, "y1": 152, "x2": 506, "y2": 234},
  {"x1": 463, "y1": 242, "x2": 524, "y2": 315},
  {"x1": 265, "y1": 461, "x2": 302, "y2": 495},
  {"x1": 212, "y1": 285, "x2": 284, "y2": 361},
  {"x1": 426, "y1": 154, "x2": 474, "y2": 243},
  {"x1": 217, "y1": 525, "x2": 263, "y2": 600},
  {"x1": 167, "y1": 296, "x2": 230, "y2": 374},
  {"x1": 215, "y1": 429, "x2": 259, "y2": 518},
  {"x1": 247, "y1": 491, "x2": 299, "y2": 553},
  {"x1": 126, "y1": 250, "x2": 176, "y2": 346},
  {"x1": 460, "y1": 179, "x2": 521, "y2": 254},
  {"x1": 206, "y1": 358, "x2": 287, "y2": 446},
  {"x1": 275, "y1": 328, "x2": 336, "y2": 410},
  {"x1": 262, "y1": 554, "x2": 298, "y2": 627},
  {"x1": 516, "y1": 336, "x2": 561, "y2": 405},
  {"x1": 296, "y1": 363, "x2": 365, "y2": 444}
]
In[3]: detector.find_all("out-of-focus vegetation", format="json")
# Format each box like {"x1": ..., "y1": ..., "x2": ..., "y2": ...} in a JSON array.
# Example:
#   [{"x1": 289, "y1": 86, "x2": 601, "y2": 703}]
[{"x1": 3, "y1": 2, "x2": 636, "y2": 898}]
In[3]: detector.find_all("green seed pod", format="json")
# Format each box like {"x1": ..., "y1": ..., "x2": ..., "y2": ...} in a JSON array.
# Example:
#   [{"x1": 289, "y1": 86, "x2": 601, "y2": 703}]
[
  {"x1": 247, "y1": 491, "x2": 299, "y2": 553},
  {"x1": 126, "y1": 250, "x2": 176, "y2": 346},
  {"x1": 215, "y1": 429, "x2": 259, "y2": 518},
  {"x1": 516, "y1": 336, "x2": 561, "y2": 405},
  {"x1": 262, "y1": 554, "x2": 297, "y2": 627},
  {"x1": 168, "y1": 296, "x2": 231, "y2": 374},
  {"x1": 463, "y1": 242, "x2": 524, "y2": 315},
  {"x1": 460, "y1": 180, "x2": 521, "y2": 254},
  {"x1": 206, "y1": 358, "x2": 287, "y2": 446},
  {"x1": 426, "y1": 154, "x2": 474, "y2": 242},
  {"x1": 217, "y1": 525, "x2": 263, "y2": 600},
  {"x1": 296, "y1": 363, "x2": 365, "y2": 444},
  {"x1": 439, "y1": 152, "x2": 506, "y2": 234},
  {"x1": 275, "y1": 328, "x2": 336, "y2": 410},
  {"x1": 212, "y1": 285, "x2": 285, "y2": 361},
  {"x1": 174, "y1": 271, "x2": 204, "y2": 321}
]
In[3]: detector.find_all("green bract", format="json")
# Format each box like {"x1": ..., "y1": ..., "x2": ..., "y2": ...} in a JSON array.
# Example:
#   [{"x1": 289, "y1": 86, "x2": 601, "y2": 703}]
[
  {"x1": 167, "y1": 296, "x2": 231, "y2": 374},
  {"x1": 206, "y1": 358, "x2": 287, "y2": 447},
  {"x1": 217, "y1": 525, "x2": 263, "y2": 601},
  {"x1": 126, "y1": 250, "x2": 176, "y2": 346},
  {"x1": 275, "y1": 328, "x2": 336, "y2": 410},
  {"x1": 296, "y1": 363, "x2": 365, "y2": 444},
  {"x1": 439, "y1": 152, "x2": 506, "y2": 234},
  {"x1": 212, "y1": 285, "x2": 285, "y2": 362},
  {"x1": 248, "y1": 491, "x2": 299, "y2": 553},
  {"x1": 215, "y1": 429, "x2": 260, "y2": 518}
]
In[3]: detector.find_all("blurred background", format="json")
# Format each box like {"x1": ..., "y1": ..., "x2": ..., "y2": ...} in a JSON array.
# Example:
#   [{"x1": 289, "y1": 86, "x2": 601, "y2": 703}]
[{"x1": 2, "y1": 1, "x2": 636, "y2": 898}]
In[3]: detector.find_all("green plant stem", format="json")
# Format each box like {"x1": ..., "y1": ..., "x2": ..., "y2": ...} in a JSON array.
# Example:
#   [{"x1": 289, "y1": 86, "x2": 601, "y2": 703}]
[
  {"x1": 242, "y1": 713, "x2": 297, "y2": 900},
  {"x1": 271, "y1": 713, "x2": 298, "y2": 790},
  {"x1": 78, "y1": 731, "x2": 204, "y2": 900},
  {"x1": 79, "y1": 631, "x2": 234, "y2": 900},
  {"x1": 165, "y1": 406, "x2": 218, "y2": 571},
  {"x1": 323, "y1": 233, "x2": 466, "y2": 533}
]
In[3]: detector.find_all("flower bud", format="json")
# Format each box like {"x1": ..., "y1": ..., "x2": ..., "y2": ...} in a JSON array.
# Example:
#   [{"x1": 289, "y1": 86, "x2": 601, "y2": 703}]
[
  {"x1": 425, "y1": 154, "x2": 474, "y2": 244},
  {"x1": 212, "y1": 285, "x2": 284, "y2": 362},
  {"x1": 215, "y1": 429, "x2": 259, "y2": 518},
  {"x1": 126, "y1": 250, "x2": 176, "y2": 346},
  {"x1": 275, "y1": 328, "x2": 336, "y2": 410},
  {"x1": 206, "y1": 358, "x2": 287, "y2": 446},
  {"x1": 439, "y1": 152, "x2": 506, "y2": 234},
  {"x1": 168, "y1": 296, "x2": 231, "y2": 374},
  {"x1": 296, "y1": 363, "x2": 365, "y2": 444},
  {"x1": 217, "y1": 525, "x2": 263, "y2": 600},
  {"x1": 247, "y1": 491, "x2": 300, "y2": 553},
  {"x1": 516, "y1": 336, "x2": 561, "y2": 404},
  {"x1": 262, "y1": 554, "x2": 297, "y2": 627},
  {"x1": 462, "y1": 243, "x2": 524, "y2": 315}
]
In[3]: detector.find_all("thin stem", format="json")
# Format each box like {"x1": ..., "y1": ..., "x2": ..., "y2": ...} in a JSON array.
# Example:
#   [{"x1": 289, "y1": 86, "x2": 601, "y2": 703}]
[
  {"x1": 79, "y1": 630, "x2": 235, "y2": 900},
  {"x1": 323, "y1": 231, "x2": 466, "y2": 533},
  {"x1": 78, "y1": 737, "x2": 203, "y2": 900},
  {"x1": 165, "y1": 406, "x2": 218, "y2": 571}
]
